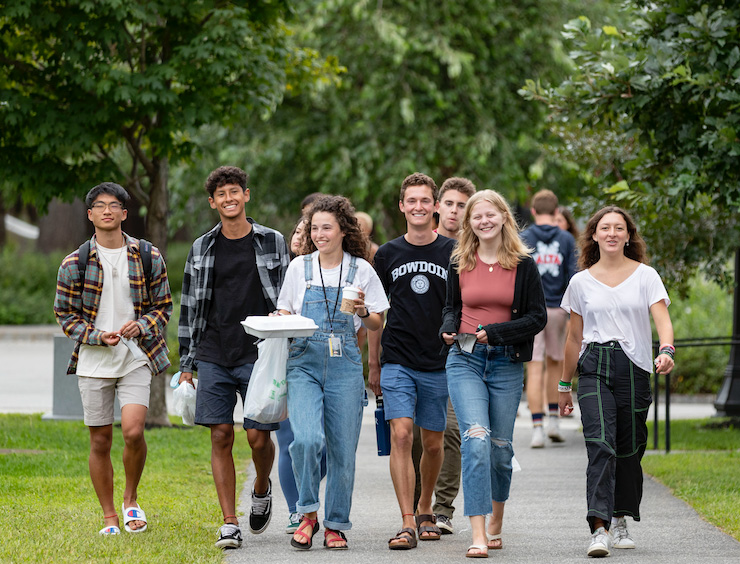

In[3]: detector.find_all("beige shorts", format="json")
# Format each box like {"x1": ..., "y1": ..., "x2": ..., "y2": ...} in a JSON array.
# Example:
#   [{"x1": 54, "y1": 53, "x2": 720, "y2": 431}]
[
  {"x1": 532, "y1": 307, "x2": 569, "y2": 362},
  {"x1": 77, "y1": 365, "x2": 152, "y2": 426}
]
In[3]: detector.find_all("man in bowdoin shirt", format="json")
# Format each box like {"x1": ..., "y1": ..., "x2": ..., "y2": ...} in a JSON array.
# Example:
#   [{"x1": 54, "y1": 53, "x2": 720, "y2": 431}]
[
  {"x1": 178, "y1": 166, "x2": 290, "y2": 549},
  {"x1": 369, "y1": 172, "x2": 456, "y2": 550},
  {"x1": 54, "y1": 182, "x2": 172, "y2": 536}
]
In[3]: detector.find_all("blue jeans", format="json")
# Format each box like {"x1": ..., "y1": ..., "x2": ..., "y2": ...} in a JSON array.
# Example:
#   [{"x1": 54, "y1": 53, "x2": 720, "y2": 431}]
[
  {"x1": 275, "y1": 418, "x2": 327, "y2": 514},
  {"x1": 446, "y1": 344, "x2": 523, "y2": 517}
]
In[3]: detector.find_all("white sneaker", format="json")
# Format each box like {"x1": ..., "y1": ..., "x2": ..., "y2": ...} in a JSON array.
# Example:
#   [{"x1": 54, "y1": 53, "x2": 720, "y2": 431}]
[
  {"x1": 285, "y1": 512, "x2": 302, "y2": 534},
  {"x1": 530, "y1": 425, "x2": 545, "y2": 448},
  {"x1": 587, "y1": 527, "x2": 611, "y2": 557},
  {"x1": 610, "y1": 517, "x2": 635, "y2": 549},
  {"x1": 547, "y1": 417, "x2": 565, "y2": 443},
  {"x1": 216, "y1": 524, "x2": 243, "y2": 549}
]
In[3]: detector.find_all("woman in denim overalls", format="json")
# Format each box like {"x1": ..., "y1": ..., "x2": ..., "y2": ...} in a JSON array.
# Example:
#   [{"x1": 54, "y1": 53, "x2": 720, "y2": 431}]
[{"x1": 276, "y1": 196, "x2": 387, "y2": 550}]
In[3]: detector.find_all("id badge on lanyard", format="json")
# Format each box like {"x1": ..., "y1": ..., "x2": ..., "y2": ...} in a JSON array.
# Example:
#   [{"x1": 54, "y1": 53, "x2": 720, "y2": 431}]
[{"x1": 328, "y1": 334, "x2": 343, "y2": 357}]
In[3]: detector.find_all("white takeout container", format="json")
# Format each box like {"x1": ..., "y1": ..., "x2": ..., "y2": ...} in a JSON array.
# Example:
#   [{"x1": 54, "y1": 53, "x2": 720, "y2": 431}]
[{"x1": 241, "y1": 315, "x2": 319, "y2": 339}]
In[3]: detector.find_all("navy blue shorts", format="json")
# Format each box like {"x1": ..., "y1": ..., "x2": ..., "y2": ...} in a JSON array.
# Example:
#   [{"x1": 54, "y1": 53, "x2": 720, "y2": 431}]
[{"x1": 195, "y1": 360, "x2": 279, "y2": 431}]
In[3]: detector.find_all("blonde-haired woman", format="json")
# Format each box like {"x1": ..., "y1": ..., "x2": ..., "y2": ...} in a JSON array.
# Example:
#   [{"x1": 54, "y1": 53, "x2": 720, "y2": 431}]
[{"x1": 440, "y1": 190, "x2": 546, "y2": 558}]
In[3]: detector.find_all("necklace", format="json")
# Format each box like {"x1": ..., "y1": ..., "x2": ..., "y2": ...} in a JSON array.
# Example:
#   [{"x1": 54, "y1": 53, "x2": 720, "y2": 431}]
[
  {"x1": 478, "y1": 253, "x2": 497, "y2": 272},
  {"x1": 97, "y1": 237, "x2": 126, "y2": 278}
]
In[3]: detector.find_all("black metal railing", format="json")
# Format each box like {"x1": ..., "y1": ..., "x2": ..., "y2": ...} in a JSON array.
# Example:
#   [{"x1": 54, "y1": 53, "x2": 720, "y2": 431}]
[{"x1": 652, "y1": 336, "x2": 739, "y2": 453}]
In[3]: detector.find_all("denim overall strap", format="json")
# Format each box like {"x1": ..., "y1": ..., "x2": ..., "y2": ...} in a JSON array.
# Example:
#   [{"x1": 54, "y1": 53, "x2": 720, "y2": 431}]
[{"x1": 303, "y1": 253, "x2": 358, "y2": 290}]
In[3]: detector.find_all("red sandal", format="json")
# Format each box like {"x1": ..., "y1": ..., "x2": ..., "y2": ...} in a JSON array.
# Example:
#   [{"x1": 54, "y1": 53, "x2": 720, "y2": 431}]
[
  {"x1": 290, "y1": 516, "x2": 319, "y2": 550},
  {"x1": 324, "y1": 528, "x2": 348, "y2": 550}
]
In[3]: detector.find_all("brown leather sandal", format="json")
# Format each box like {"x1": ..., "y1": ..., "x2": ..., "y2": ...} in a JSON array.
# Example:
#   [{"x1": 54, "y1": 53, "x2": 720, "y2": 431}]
[
  {"x1": 416, "y1": 513, "x2": 441, "y2": 540},
  {"x1": 388, "y1": 527, "x2": 417, "y2": 550}
]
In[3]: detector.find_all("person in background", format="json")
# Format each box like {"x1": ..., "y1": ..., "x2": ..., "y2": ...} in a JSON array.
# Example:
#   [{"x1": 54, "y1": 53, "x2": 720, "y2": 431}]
[
  {"x1": 440, "y1": 189, "x2": 546, "y2": 558},
  {"x1": 54, "y1": 182, "x2": 172, "y2": 536},
  {"x1": 520, "y1": 189, "x2": 577, "y2": 448},
  {"x1": 559, "y1": 206, "x2": 674, "y2": 558},
  {"x1": 178, "y1": 166, "x2": 290, "y2": 549},
  {"x1": 275, "y1": 216, "x2": 327, "y2": 534},
  {"x1": 556, "y1": 206, "x2": 580, "y2": 241},
  {"x1": 278, "y1": 196, "x2": 389, "y2": 550}
]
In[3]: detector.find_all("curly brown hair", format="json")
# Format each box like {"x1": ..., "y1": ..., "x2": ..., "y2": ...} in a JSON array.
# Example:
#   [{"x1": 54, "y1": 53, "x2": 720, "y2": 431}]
[
  {"x1": 205, "y1": 166, "x2": 248, "y2": 196},
  {"x1": 400, "y1": 172, "x2": 438, "y2": 202},
  {"x1": 301, "y1": 195, "x2": 371, "y2": 262},
  {"x1": 578, "y1": 206, "x2": 647, "y2": 269}
]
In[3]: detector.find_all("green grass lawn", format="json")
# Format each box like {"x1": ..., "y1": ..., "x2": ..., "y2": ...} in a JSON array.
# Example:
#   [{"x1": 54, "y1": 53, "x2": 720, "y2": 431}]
[
  {"x1": 0, "y1": 414, "x2": 251, "y2": 564},
  {"x1": 644, "y1": 418, "x2": 740, "y2": 541}
]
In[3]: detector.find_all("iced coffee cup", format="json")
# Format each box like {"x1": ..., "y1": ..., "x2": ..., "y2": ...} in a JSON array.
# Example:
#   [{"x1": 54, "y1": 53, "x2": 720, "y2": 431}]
[{"x1": 340, "y1": 286, "x2": 360, "y2": 315}]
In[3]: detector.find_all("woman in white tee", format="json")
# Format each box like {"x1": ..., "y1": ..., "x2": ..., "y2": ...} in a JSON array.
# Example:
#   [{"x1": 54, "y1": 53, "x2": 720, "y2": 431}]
[{"x1": 559, "y1": 206, "x2": 674, "y2": 558}]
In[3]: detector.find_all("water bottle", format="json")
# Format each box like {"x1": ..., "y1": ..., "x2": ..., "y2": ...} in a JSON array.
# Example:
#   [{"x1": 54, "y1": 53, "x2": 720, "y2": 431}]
[{"x1": 375, "y1": 396, "x2": 391, "y2": 456}]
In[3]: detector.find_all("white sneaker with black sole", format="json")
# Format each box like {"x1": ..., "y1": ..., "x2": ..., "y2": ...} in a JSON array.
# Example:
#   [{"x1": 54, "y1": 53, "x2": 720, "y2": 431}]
[
  {"x1": 249, "y1": 478, "x2": 272, "y2": 534},
  {"x1": 610, "y1": 517, "x2": 635, "y2": 549},
  {"x1": 216, "y1": 523, "x2": 243, "y2": 549},
  {"x1": 587, "y1": 526, "x2": 611, "y2": 557},
  {"x1": 435, "y1": 514, "x2": 453, "y2": 535}
]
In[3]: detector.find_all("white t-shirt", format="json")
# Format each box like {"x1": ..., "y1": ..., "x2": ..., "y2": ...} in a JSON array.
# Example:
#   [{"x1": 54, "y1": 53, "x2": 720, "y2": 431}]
[
  {"x1": 77, "y1": 244, "x2": 149, "y2": 378},
  {"x1": 560, "y1": 263, "x2": 670, "y2": 372},
  {"x1": 277, "y1": 251, "x2": 390, "y2": 331}
]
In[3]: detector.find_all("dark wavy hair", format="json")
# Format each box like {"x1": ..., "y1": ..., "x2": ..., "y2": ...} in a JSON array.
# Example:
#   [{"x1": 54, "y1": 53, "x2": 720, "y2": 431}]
[
  {"x1": 205, "y1": 166, "x2": 248, "y2": 196},
  {"x1": 579, "y1": 206, "x2": 647, "y2": 270},
  {"x1": 400, "y1": 172, "x2": 438, "y2": 202},
  {"x1": 302, "y1": 195, "x2": 370, "y2": 262},
  {"x1": 85, "y1": 182, "x2": 130, "y2": 208}
]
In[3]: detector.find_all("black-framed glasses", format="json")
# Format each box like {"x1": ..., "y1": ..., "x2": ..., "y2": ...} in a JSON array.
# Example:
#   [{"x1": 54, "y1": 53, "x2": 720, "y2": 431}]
[{"x1": 90, "y1": 202, "x2": 124, "y2": 211}]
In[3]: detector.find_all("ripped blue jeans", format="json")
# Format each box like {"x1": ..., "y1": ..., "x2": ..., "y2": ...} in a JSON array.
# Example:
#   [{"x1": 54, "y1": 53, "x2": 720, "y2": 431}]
[{"x1": 446, "y1": 343, "x2": 523, "y2": 516}]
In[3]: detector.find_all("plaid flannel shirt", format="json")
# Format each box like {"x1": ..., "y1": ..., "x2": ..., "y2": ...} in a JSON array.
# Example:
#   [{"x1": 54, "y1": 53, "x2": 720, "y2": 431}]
[
  {"x1": 54, "y1": 233, "x2": 173, "y2": 375},
  {"x1": 178, "y1": 219, "x2": 290, "y2": 372}
]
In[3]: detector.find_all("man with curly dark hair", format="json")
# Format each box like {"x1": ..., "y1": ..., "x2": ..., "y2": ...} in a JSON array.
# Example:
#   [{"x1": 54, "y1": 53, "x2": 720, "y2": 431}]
[
  {"x1": 369, "y1": 172, "x2": 456, "y2": 550},
  {"x1": 178, "y1": 165, "x2": 291, "y2": 549}
]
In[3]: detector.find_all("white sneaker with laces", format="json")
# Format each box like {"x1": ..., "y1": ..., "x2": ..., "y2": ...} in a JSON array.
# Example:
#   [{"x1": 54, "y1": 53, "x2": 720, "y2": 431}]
[
  {"x1": 216, "y1": 523, "x2": 243, "y2": 549},
  {"x1": 547, "y1": 417, "x2": 565, "y2": 442},
  {"x1": 588, "y1": 526, "x2": 611, "y2": 557},
  {"x1": 285, "y1": 512, "x2": 302, "y2": 534},
  {"x1": 611, "y1": 517, "x2": 635, "y2": 549},
  {"x1": 530, "y1": 425, "x2": 545, "y2": 448}
]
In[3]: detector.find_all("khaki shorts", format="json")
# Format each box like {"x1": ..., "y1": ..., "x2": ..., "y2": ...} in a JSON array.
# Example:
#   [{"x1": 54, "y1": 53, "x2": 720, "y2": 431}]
[
  {"x1": 77, "y1": 365, "x2": 152, "y2": 426},
  {"x1": 532, "y1": 307, "x2": 569, "y2": 362}
]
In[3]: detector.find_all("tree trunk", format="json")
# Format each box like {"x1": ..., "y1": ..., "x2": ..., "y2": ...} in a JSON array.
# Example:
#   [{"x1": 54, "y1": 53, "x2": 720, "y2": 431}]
[
  {"x1": 145, "y1": 156, "x2": 172, "y2": 427},
  {"x1": 0, "y1": 193, "x2": 6, "y2": 247}
]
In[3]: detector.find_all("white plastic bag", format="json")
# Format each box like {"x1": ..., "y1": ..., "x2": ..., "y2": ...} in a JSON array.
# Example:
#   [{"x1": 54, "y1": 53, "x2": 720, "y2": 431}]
[
  {"x1": 173, "y1": 381, "x2": 197, "y2": 426},
  {"x1": 243, "y1": 337, "x2": 288, "y2": 424}
]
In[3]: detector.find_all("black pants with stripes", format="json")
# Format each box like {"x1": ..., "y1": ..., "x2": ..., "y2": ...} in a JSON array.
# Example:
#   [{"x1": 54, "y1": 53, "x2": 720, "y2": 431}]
[{"x1": 577, "y1": 341, "x2": 652, "y2": 532}]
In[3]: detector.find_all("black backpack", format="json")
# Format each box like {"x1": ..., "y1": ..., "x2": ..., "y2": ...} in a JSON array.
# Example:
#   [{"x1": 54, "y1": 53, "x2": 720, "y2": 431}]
[{"x1": 77, "y1": 239, "x2": 153, "y2": 290}]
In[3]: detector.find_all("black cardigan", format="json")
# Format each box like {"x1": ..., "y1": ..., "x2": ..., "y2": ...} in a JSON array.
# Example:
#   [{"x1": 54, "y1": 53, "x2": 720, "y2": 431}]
[{"x1": 439, "y1": 254, "x2": 547, "y2": 362}]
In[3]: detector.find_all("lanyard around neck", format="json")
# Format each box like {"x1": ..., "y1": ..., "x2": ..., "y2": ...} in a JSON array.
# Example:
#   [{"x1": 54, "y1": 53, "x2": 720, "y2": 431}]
[{"x1": 318, "y1": 255, "x2": 343, "y2": 335}]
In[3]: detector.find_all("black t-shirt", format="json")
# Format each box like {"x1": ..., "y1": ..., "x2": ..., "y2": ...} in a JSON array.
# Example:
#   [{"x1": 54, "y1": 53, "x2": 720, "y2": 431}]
[
  {"x1": 374, "y1": 234, "x2": 455, "y2": 371},
  {"x1": 196, "y1": 231, "x2": 270, "y2": 366}
]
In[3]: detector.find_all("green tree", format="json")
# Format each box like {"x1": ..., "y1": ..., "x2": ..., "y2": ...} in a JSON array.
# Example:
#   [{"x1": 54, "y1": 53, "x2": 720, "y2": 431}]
[
  {"x1": 178, "y1": 0, "x2": 589, "y2": 239},
  {"x1": 520, "y1": 0, "x2": 740, "y2": 412},
  {"x1": 0, "y1": 0, "x2": 339, "y2": 424}
]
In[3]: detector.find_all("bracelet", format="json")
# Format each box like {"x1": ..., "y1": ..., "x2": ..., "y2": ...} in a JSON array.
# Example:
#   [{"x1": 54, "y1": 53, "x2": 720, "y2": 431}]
[
  {"x1": 658, "y1": 347, "x2": 674, "y2": 359},
  {"x1": 358, "y1": 309, "x2": 370, "y2": 319},
  {"x1": 660, "y1": 343, "x2": 675, "y2": 353},
  {"x1": 558, "y1": 380, "x2": 572, "y2": 393}
]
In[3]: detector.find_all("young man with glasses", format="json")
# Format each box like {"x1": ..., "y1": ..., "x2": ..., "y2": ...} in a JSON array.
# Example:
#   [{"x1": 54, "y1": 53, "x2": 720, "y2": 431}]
[{"x1": 54, "y1": 182, "x2": 172, "y2": 536}]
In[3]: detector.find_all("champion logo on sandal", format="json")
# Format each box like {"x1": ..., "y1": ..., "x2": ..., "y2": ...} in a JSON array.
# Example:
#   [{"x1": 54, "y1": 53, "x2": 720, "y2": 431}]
[{"x1": 126, "y1": 508, "x2": 142, "y2": 519}]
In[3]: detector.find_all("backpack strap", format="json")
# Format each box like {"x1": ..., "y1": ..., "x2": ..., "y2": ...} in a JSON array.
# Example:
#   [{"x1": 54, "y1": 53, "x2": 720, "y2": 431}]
[
  {"x1": 77, "y1": 240, "x2": 91, "y2": 287},
  {"x1": 76, "y1": 238, "x2": 153, "y2": 289}
]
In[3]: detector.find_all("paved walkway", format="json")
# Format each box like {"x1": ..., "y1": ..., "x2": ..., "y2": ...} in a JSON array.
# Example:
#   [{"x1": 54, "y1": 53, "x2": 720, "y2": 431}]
[
  {"x1": 1, "y1": 327, "x2": 738, "y2": 561},
  {"x1": 228, "y1": 401, "x2": 739, "y2": 563}
]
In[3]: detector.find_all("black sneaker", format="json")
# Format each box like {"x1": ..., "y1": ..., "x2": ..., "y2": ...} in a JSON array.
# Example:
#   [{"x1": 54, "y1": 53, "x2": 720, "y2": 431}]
[
  {"x1": 249, "y1": 478, "x2": 272, "y2": 534},
  {"x1": 215, "y1": 523, "x2": 242, "y2": 549},
  {"x1": 435, "y1": 514, "x2": 454, "y2": 535}
]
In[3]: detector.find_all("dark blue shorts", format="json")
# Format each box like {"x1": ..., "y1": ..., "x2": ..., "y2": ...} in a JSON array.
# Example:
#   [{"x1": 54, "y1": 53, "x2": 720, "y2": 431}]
[{"x1": 195, "y1": 360, "x2": 279, "y2": 431}]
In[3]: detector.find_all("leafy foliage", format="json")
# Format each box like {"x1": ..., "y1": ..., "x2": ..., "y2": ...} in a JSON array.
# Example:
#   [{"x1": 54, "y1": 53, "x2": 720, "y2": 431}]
[
  {"x1": 169, "y1": 0, "x2": 584, "y2": 239},
  {"x1": 520, "y1": 1, "x2": 740, "y2": 290},
  {"x1": 0, "y1": 0, "x2": 339, "y2": 248}
]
